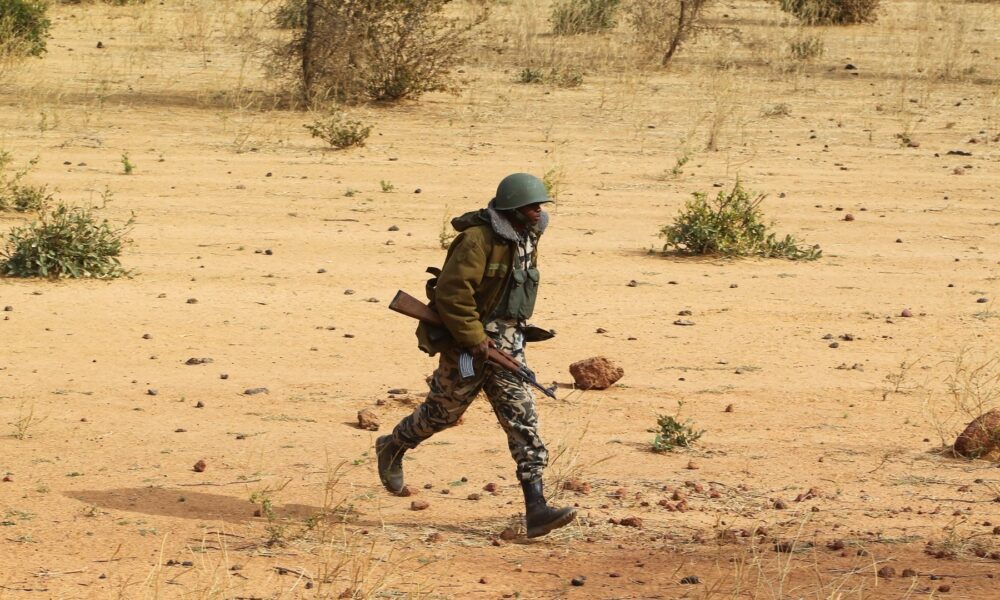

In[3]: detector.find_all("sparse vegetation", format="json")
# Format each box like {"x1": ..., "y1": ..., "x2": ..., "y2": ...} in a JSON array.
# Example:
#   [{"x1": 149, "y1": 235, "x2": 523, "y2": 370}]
[
  {"x1": 273, "y1": 0, "x2": 306, "y2": 29},
  {"x1": 380, "y1": 180, "x2": 394, "y2": 193},
  {"x1": 542, "y1": 167, "x2": 565, "y2": 200},
  {"x1": 304, "y1": 110, "x2": 372, "y2": 149},
  {"x1": 439, "y1": 207, "x2": 456, "y2": 249},
  {"x1": 270, "y1": 0, "x2": 487, "y2": 106},
  {"x1": 626, "y1": 0, "x2": 712, "y2": 67},
  {"x1": 10, "y1": 401, "x2": 46, "y2": 440},
  {"x1": 651, "y1": 403, "x2": 704, "y2": 452},
  {"x1": 0, "y1": 0, "x2": 50, "y2": 58},
  {"x1": 550, "y1": 0, "x2": 621, "y2": 35},
  {"x1": 660, "y1": 181, "x2": 822, "y2": 260},
  {"x1": 789, "y1": 35, "x2": 824, "y2": 60},
  {"x1": 0, "y1": 152, "x2": 51, "y2": 212},
  {"x1": 120, "y1": 152, "x2": 134, "y2": 175},
  {"x1": 1, "y1": 203, "x2": 134, "y2": 278},
  {"x1": 779, "y1": 0, "x2": 881, "y2": 25}
]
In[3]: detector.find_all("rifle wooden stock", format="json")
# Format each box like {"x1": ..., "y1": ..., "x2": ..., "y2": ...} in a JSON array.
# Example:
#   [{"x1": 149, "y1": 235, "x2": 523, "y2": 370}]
[{"x1": 389, "y1": 290, "x2": 523, "y2": 367}]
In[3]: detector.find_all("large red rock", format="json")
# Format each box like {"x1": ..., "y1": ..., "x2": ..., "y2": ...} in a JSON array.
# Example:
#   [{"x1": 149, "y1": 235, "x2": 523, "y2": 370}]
[
  {"x1": 954, "y1": 409, "x2": 1000, "y2": 459},
  {"x1": 357, "y1": 409, "x2": 380, "y2": 431},
  {"x1": 569, "y1": 356, "x2": 624, "y2": 390}
]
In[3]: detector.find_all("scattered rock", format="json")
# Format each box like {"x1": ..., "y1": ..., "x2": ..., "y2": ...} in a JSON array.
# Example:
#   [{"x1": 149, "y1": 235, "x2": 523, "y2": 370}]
[
  {"x1": 901, "y1": 568, "x2": 917, "y2": 577},
  {"x1": 878, "y1": 566, "x2": 896, "y2": 578},
  {"x1": 953, "y1": 409, "x2": 1000, "y2": 459},
  {"x1": 724, "y1": 403, "x2": 734, "y2": 412},
  {"x1": 467, "y1": 493, "x2": 480, "y2": 501},
  {"x1": 193, "y1": 459, "x2": 207, "y2": 472},
  {"x1": 843, "y1": 214, "x2": 855, "y2": 221},
  {"x1": 244, "y1": 387, "x2": 269, "y2": 396},
  {"x1": 399, "y1": 485, "x2": 416, "y2": 497},
  {"x1": 680, "y1": 575, "x2": 700, "y2": 585},
  {"x1": 673, "y1": 319, "x2": 695, "y2": 326},
  {"x1": 773, "y1": 499, "x2": 788, "y2": 510},
  {"x1": 147, "y1": 389, "x2": 158, "y2": 396},
  {"x1": 499, "y1": 527, "x2": 517, "y2": 541},
  {"x1": 410, "y1": 500, "x2": 430, "y2": 511},
  {"x1": 595, "y1": 327, "x2": 607, "y2": 334},
  {"x1": 686, "y1": 460, "x2": 699, "y2": 470},
  {"x1": 773, "y1": 541, "x2": 795, "y2": 553},
  {"x1": 938, "y1": 585, "x2": 951, "y2": 593},
  {"x1": 344, "y1": 289, "x2": 355, "y2": 295},
  {"x1": 618, "y1": 516, "x2": 643, "y2": 528},
  {"x1": 483, "y1": 482, "x2": 498, "y2": 493},
  {"x1": 186, "y1": 298, "x2": 198, "y2": 304},
  {"x1": 977, "y1": 297, "x2": 989, "y2": 303},
  {"x1": 627, "y1": 280, "x2": 638, "y2": 287},
  {"x1": 2, "y1": 306, "x2": 11, "y2": 312},
  {"x1": 185, "y1": 357, "x2": 213, "y2": 365},
  {"x1": 563, "y1": 478, "x2": 592, "y2": 494},
  {"x1": 194, "y1": 401, "x2": 204, "y2": 408},
  {"x1": 220, "y1": 374, "x2": 229, "y2": 380},
  {"x1": 571, "y1": 576, "x2": 586, "y2": 587},
  {"x1": 388, "y1": 225, "x2": 399, "y2": 231},
  {"x1": 900, "y1": 308, "x2": 913, "y2": 318},
  {"x1": 569, "y1": 356, "x2": 624, "y2": 390},
  {"x1": 357, "y1": 409, "x2": 380, "y2": 431}
]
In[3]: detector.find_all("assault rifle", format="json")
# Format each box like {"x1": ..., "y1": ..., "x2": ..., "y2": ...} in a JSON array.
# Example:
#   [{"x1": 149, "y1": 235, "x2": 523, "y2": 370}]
[{"x1": 388, "y1": 290, "x2": 558, "y2": 400}]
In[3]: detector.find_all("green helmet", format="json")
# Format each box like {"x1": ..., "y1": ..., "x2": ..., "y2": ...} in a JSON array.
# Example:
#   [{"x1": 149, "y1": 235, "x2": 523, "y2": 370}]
[{"x1": 493, "y1": 173, "x2": 551, "y2": 211}]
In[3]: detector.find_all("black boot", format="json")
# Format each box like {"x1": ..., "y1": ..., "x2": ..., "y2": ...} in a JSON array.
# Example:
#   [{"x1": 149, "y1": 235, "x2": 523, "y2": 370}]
[
  {"x1": 375, "y1": 435, "x2": 406, "y2": 494},
  {"x1": 521, "y1": 479, "x2": 577, "y2": 538}
]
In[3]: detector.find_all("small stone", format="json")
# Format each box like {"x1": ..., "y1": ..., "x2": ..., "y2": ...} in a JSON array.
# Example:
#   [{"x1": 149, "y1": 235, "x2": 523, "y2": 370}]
[
  {"x1": 483, "y1": 482, "x2": 498, "y2": 493},
  {"x1": 901, "y1": 308, "x2": 913, "y2": 317},
  {"x1": 410, "y1": 500, "x2": 430, "y2": 511},
  {"x1": 193, "y1": 459, "x2": 207, "y2": 472},
  {"x1": 399, "y1": 485, "x2": 416, "y2": 497},
  {"x1": 499, "y1": 527, "x2": 517, "y2": 541},
  {"x1": 387, "y1": 388, "x2": 408, "y2": 395},
  {"x1": 147, "y1": 389, "x2": 158, "y2": 396},
  {"x1": 595, "y1": 327, "x2": 607, "y2": 334},
  {"x1": 478, "y1": 577, "x2": 487, "y2": 584},
  {"x1": 142, "y1": 333, "x2": 152, "y2": 339},
  {"x1": 953, "y1": 409, "x2": 1000, "y2": 458},
  {"x1": 627, "y1": 280, "x2": 638, "y2": 287},
  {"x1": 938, "y1": 585, "x2": 950, "y2": 593},
  {"x1": 774, "y1": 541, "x2": 795, "y2": 553},
  {"x1": 680, "y1": 575, "x2": 701, "y2": 585},
  {"x1": 673, "y1": 319, "x2": 695, "y2": 326},
  {"x1": 2, "y1": 306, "x2": 11, "y2": 312},
  {"x1": 195, "y1": 401, "x2": 204, "y2": 408},
  {"x1": 220, "y1": 374, "x2": 229, "y2": 380},
  {"x1": 724, "y1": 403, "x2": 734, "y2": 413},
  {"x1": 686, "y1": 460, "x2": 699, "y2": 470},
  {"x1": 175, "y1": 428, "x2": 186, "y2": 433},
  {"x1": 878, "y1": 566, "x2": 896, "y2": 579},
  {"x1": 901, "y1": 568, "x2": 917, "y2": 577},
  {"x1": 357, "y1": 409, "x2": 380, "y2": 431},
  {"x1": 264, "y1": 249, "x2": 273, "y2": 255},
  {"x1": 414, "y1": 188, "x2": 421, "y2": 194},
  {"x1": 185, "y1": 357, "x2": 213, "y2": 365},
  {"x1": 977, "y1": 297, "x2": 989, "y2": 303},
  {"x1": 618, "y1": 516, "x2": 643, "y2": 528},
  {"x1": 774, "y1": 499, "x2": 788, "y2": 510},
  {"x1": 344, "y1": 289, "x2": 355, "y2": 295},
  {"x1": 186, "y1": 298, "x2": 198, "y2": 304},
  {"x1": 467, "y1": 493, "x2": 481, "y2": 501},
  {"x1": 317, "y1": 268, "x2": 326, "y2": 274},
  {"x1": 570, "y1": 576, "x2": 586, "y2": 586},
  {"x1": 896, "y1": 238, "x2": 903, "y2": 243},
  {"x1": 244, "y1": 387, "x2": 268, "y2": 395},
  {"x1": 729, "y1": 283, "x2": 738, "y2": 288},
  {"x1": 2, "y1": 475, "x2": 12, "y2": 482},
  {"x1": 388, "y1": 225, "x2": 399, "y2": 232},
  {"x1": 843, "y1": 214, "x2": 855, "y2": 221},
  {"x1": 829, "y1": 342, "x2": 840, "y2": 349}
]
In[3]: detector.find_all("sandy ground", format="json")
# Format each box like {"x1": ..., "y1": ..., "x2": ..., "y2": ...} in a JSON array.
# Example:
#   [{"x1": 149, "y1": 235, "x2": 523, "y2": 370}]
[{"x1": 1, "y1": 0, "x2": 999, "y2": 598}]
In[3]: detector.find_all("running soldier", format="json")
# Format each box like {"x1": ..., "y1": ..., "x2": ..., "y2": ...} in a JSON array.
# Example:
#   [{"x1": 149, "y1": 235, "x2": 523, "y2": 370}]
[{"x1": 376, "y1": 173, "x2": 576, "y2": 538}]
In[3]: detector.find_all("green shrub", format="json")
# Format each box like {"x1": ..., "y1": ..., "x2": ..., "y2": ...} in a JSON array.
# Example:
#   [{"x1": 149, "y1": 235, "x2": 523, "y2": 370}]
[
  {"x1": 0, "y1": 0, "x2": 51, "y2": 58},
  {"x1": 551, "y1": 0, "x2": 621, "y2": 34},
  {"x1": 0, "y1": 152, "x2": 51, "y2": 212},
  {"x1": 304, "y1": 110, "x2": 372, "y2": 149},
  {"x1": 1, "y1": 203, "x2": 133, "y2": 278},
  {"x1": 779, "y1": 0, "x2": 880, "y2": 25},
  {"x1": 515, "y1": 66, "x2": 584, "y2": 87},
  {"x1": 660, "y1": 181, "x2": 821, "y2": 260},
  {"x1": 651, "y1": 405, "x2": 704, "y2": 453}
]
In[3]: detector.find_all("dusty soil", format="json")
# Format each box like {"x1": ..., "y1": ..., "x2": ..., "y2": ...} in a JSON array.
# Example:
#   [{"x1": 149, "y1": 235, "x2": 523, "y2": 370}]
[{"x1": 1, "y1": 1, "x2": 999, "y2": 598}]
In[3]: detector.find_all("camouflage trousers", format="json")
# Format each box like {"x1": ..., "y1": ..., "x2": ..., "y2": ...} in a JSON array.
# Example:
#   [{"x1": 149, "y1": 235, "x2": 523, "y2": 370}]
[{"x1": 390, "y1": 347, "x2": 549, "y2": 482}]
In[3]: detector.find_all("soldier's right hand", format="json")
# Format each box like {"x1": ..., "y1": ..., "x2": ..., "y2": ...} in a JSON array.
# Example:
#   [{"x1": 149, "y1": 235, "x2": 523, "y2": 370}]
[{"x1": 470, "y1": 338, "x2": 494, "y2": 360}]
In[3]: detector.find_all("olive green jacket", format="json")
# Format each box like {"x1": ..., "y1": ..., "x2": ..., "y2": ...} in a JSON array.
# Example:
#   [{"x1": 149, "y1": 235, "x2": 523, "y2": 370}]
[{"x1": 417, "y1": 203, "x2": 548, "y2": 355}]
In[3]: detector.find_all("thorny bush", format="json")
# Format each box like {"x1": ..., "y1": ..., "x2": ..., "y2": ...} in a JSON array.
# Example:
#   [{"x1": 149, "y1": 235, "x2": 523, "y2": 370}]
[{"x1": 778, "y1": 0, "x2": 881, "y2": 25}]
